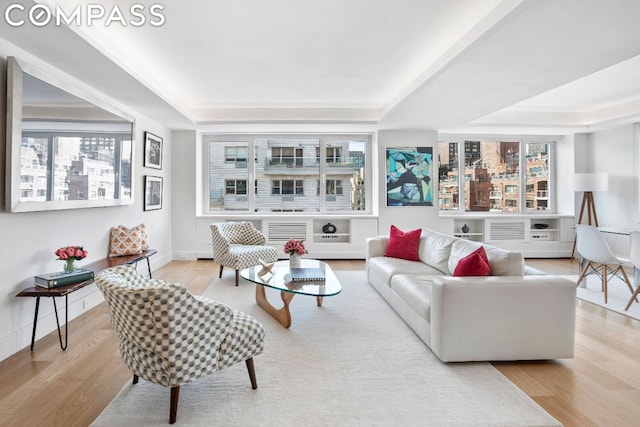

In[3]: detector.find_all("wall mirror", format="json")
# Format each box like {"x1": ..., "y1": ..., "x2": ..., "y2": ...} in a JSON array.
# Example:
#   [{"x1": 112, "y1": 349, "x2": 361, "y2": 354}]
[{"x1": 5, "y1": 56, "x2": 135, "y2": 212}]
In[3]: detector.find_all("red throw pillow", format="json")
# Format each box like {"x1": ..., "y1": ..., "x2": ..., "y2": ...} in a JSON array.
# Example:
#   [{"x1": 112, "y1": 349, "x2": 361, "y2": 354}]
[
  {"x1": 384, "y1": 225, "x2": 421, "y2": 261},
  {"x1": 453, "y1": 246, "x2": 491, "y2": 276}
]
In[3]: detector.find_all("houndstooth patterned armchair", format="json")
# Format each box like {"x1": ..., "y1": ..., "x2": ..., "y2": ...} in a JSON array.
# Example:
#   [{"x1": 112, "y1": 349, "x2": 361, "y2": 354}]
[
  {"x1": 210, "y1": 221, "x2": 279, "y2": 285},
  {"x1": 96, "y1": 264, "x2": 265, "y2": 424}
]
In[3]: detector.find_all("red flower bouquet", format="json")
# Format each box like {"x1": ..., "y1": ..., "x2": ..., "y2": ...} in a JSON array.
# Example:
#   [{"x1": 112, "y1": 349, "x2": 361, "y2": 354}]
[
  {"x1": 283, "y1": 239, "x2": 307, "y2": 256},
  {"x1": 55, "y1": 245, "x2": 88, "y2": 273}
]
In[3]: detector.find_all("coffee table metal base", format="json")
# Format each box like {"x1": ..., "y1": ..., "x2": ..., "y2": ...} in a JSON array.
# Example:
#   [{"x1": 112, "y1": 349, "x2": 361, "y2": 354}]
[{"x1": 255, "y1": 285, "x2": 323, "y2": 328}]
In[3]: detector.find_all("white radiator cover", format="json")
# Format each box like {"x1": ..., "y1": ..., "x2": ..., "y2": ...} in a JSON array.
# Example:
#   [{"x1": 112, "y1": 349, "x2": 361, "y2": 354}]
[
  {"x1": 265, "y1": 221, "x2": 308, "y2": 243},
  {"x1": 485, "y1": 220, "x2": 526, "y2": 241}
]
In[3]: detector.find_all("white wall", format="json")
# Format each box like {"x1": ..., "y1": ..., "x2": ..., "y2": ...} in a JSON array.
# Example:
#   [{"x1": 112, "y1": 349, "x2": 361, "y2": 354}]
[
  {"x1": 377, "y1": 130, "x2": 440, "y2": 234},
  {"x1": 586, "y1": 126, "x2": 637, "y2": 227},
  {"x1": 0, "y1": 50, "x2": 173, "y2": 362},
  {"x1": 171, "y1": 130, "x2": 198, "y2": 260},
  {"x1": 573, "y1": 125, "x2": 638, "y2": 257},
  {"x1": 555, "y1": 134, "x2": 576, "y2": 215}
]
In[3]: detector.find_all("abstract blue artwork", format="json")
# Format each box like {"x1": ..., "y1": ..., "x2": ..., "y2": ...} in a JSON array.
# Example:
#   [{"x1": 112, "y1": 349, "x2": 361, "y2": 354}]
[{"x1": 386, "y1": 147, "x2": 433, "y2": 206}]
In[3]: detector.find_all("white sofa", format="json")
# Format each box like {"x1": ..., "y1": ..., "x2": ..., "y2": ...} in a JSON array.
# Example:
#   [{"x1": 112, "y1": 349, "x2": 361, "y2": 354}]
[{"x1": 366, "y1": 229, "x2": 576, "y2": 362}]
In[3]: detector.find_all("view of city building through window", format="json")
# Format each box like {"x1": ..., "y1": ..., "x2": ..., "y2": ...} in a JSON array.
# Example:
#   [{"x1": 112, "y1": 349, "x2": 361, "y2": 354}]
[
  {"x1": 206, "y1": 135, "x2": 369, "y2": 214},
  {"x1": 438, "y1": 140, "x2": 550, "y2": 212},
  {"x1": 20, "y1": 133, "x2": 132, "y2": 202}
]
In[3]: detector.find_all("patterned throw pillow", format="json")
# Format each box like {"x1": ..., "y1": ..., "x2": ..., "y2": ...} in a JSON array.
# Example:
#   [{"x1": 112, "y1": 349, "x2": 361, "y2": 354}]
[{"x1": 109, "y1": 224, "x2": 149, "y2": 257}]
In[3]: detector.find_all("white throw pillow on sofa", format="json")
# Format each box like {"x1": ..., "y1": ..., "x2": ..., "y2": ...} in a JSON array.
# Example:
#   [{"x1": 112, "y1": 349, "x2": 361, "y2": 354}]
[
  {"x1": 418, "y1": 229, "x2": 456, "y2": 274},
  {"x1": 447, "y1": 239, "x2": 524, "y2": 276}
]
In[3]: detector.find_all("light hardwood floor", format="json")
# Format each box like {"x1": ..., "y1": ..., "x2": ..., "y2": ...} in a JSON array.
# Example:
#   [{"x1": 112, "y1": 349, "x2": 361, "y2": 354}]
[{"x1": 1, "y1": 258, "x2": 639, "y2": 426}]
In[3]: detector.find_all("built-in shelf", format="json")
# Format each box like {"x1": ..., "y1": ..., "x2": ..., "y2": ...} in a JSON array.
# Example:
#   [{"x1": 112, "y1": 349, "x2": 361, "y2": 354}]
[
  {"x1": 312, "y1": 219, "x2": 350, "y2": 243},
  {"x1": 195, "y1": 216, "x2": 378, "y2": 259},
  {"x1": 313, "y1": 233, "x2": 350, "y2": 243},
  {"x1": 441, "y1": 214, "x2": 575, "y2": 258},
  {"x1": 453, "y1": 232, "x2": 484, "y2": 241},
  {"x1": 452, "y1": 219, "x2": 485, "y2": 242}
]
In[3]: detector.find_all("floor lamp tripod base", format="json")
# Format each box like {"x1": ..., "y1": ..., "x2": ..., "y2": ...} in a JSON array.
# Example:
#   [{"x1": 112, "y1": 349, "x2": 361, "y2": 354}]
[{"x1": 571, "y1": 191, "x2": 599, "y2": 258}]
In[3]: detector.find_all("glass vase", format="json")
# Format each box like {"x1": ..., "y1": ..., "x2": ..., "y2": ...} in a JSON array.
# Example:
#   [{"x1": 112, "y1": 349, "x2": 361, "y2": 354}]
[
  {"x1": 63, "y1": 259, "x2": 76, "y2": 273},
  {"x1": 289, "y1": 253, "x2": 301, "y2": 269}
]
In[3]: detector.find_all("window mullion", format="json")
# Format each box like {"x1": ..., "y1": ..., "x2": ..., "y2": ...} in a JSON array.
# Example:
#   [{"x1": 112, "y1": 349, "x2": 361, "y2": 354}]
[
  {"x1": 47, "y1": 134, "x2": 55, "y2": 201},
  {"x1": 319, "y1": 138, "x2": 325, "y2": 213},
  {"x1": 458, "y1": 140, "x2": 465, "y2": 213},
  {"x1": 248, "y1": 140, "x2": 255, "y2": 212},
  {"x1": 519, "y1": 141, "x2": 526, "y2": 213}
]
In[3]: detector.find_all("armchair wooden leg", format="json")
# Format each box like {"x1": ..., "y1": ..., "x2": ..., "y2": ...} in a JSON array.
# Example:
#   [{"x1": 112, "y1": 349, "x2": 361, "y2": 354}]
[
  {"x1": 219, "y1": 265, "x2": 224, "y2": 278},
  {"x1": 235, "y1": 270, "x2": 240, "y2": 286},
  {"x1": 132, "y1": 374, "x2": 139, "y2": 385},
  {"x1": 170, "y1": 386, "x2": 180, "y2": 424},
  {"x1": 245, "y1": 358, "x2": 258, "y2": 389}
]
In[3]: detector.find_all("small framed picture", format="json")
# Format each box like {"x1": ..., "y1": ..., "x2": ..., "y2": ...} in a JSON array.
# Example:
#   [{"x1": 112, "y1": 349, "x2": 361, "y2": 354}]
[
  {"x1": 144, "y1": 131, "x2": 163, "y2": 169},
  {"x1": 144, "y1": 176, "x2": 163, "y2": 211}
]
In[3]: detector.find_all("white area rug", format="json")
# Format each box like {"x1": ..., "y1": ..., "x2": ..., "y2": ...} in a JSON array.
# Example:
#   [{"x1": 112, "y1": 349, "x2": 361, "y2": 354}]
[
  {"x1": 567, "y1": 273, "x2": 640, "y2": 320},
  {"x1": 92, "y1": 271, "x2": 560, "y2": 426}
]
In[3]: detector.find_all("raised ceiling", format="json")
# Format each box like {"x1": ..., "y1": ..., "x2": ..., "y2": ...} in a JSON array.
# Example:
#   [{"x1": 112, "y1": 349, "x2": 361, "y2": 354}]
[{"x1": 3, "y1": 0, "x2": 640, "y2": 133}]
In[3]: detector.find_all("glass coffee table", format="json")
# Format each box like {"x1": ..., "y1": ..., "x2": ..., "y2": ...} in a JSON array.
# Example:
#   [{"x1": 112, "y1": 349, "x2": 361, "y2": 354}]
[{"x1": 240, "y1": 259, "x2": 342, "y2": 328}]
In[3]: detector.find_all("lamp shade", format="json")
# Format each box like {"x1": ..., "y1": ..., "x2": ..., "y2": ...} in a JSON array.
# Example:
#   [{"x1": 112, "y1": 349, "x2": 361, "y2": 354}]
[{"x1": 571, "y1": 173, "x2": 609, "y2": 192}]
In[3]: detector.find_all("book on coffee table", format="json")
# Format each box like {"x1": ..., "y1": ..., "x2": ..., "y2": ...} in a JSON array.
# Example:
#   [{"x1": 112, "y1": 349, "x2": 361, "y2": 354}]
[
  {"x1": 289, "y1": 268, "x2": 325, "y2": 282},
  {"x1": 34, "y1": 268, "x2": 94, "y2": 288}
]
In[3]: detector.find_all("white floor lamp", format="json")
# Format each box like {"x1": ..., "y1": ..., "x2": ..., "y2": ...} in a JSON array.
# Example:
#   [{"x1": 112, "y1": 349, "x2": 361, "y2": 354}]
[{"x1": 571, "y1": 172, "x2": 609, "y2": 258}]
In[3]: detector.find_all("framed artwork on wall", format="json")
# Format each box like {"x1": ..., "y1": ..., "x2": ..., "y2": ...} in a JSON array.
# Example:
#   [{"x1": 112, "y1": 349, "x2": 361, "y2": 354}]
[
  {"x1": 386, "y1": 147, "x2": 433, "y2": 206},
  {"x1": 144, "y1": 175, "x2": 163, "y2": 211},
  {"x1": 144, "y1": 131, "x2": 163, "y2": 169}
]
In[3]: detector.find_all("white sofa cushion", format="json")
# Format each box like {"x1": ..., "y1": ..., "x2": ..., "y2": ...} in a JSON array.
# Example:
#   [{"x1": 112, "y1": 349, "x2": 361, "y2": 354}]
[
  {"x1": 418, "y1": 229, "x2": 456, "y2": 274},
  {"x1": 390, "y1": 274, "x2": 434, "y2": 321},
  {"x1": 447, "y1": 239, "x2": 524, "y2": 276},
  {"x1": 368, "y1": 256, "x2": 443, "y2": 286}
]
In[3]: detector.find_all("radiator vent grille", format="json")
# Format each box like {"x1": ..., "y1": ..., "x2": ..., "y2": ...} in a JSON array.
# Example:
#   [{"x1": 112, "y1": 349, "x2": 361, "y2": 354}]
[
  {"x1": 488, "y1": 221, "x2": 526, "y2": 241},
  {"x1": 266, "y1": 222, "x2": 307, "y2": 242}
]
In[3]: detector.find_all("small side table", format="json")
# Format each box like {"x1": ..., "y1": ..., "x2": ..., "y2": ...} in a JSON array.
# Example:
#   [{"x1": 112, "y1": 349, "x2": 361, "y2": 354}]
[{"x1": 16, "y1": 249, "x2": 157, "y2": 351}]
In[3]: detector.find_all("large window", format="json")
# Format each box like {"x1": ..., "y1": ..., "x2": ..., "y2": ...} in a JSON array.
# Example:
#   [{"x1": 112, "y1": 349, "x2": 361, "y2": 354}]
[
  {"x1": 438, "y1": 139, "x2": 551, "y2": 213},
  {"x1": 205, "y1": 134, "x2": 371, "y2": 214}
]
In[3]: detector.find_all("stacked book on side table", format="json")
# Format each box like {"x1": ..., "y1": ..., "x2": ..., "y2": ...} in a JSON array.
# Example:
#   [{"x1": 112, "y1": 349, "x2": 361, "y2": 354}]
[
  {"x1": 289, "y1": 268, "x2": 325, "y2": 282},
  {"x1": 34, "y1": 268, "x2": 94, "y2": 288}
]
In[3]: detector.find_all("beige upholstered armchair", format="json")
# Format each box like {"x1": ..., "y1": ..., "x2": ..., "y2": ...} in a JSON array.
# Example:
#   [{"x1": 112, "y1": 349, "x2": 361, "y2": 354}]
[
  {"x1": 96, "y1": 265, "x2": 265, "y2": 424},
  {"x1": 210, "y1": 221, "x2": 279, "y2": 285}
]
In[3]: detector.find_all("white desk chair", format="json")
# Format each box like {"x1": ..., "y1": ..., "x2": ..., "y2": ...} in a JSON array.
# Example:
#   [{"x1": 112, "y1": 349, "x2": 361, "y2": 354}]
[
  {"x1": 575, "y1": 224, "x2": 635, "y2": 304},
  {"x1": 624, "y1": 231, "x2": 640, "y2": 310}
]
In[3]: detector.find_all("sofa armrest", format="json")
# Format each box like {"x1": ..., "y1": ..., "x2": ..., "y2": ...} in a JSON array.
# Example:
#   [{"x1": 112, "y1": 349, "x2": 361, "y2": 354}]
[
  {"x1": 365, "y1": 236, "x2": 388, "y2": 262},
  {"x1": 429, "y1": 275, "x2": 576, "y2": 362}
]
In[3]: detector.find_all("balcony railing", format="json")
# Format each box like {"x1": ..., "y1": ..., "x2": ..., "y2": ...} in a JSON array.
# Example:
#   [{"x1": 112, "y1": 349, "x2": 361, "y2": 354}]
[
  {"x1": 264, "y1": 158, "x2": 357, "y2": 171},
  {"x1": 267, "y1": 159, "x2": 304, "y2": 168}
]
